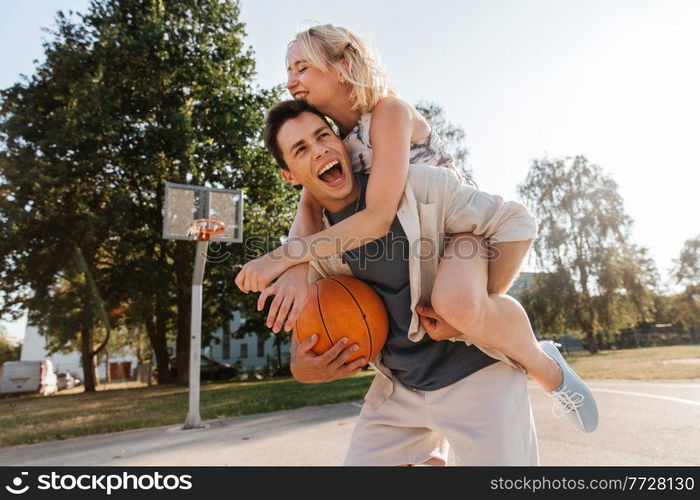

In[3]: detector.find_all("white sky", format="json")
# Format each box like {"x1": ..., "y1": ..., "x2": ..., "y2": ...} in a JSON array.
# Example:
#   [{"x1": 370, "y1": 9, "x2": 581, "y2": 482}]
[{"x1": 1, "y1": 0, "x2": 699, "y2": 340}]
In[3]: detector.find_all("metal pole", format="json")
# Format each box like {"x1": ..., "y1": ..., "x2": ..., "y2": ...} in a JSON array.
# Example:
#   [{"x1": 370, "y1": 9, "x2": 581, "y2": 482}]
[{"x1": 184, "y1": 240, "x2": 208, "y2": 429}]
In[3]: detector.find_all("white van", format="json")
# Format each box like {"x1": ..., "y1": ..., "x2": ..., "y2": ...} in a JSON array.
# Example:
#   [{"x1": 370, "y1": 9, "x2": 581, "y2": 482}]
[{"x1": 0, "y1": 360, "x2": 58, "y2": 395}]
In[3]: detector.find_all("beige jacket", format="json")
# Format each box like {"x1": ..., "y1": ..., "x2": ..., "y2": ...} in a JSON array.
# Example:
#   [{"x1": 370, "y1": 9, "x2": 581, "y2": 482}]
[{"x1": 308, "y1": 164, "x2": 538, "y2": 408}]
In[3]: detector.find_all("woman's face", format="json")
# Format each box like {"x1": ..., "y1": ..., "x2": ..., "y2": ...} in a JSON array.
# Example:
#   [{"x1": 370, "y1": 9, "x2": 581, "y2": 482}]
[{"x1": 286, "y1": 42, "x2": 343, "y2": 110}]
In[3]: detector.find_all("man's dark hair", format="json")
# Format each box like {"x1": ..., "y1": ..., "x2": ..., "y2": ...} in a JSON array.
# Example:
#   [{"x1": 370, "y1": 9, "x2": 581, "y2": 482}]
[{"x1": 263, "y1": 100, "x2": 333, "y2": 170}]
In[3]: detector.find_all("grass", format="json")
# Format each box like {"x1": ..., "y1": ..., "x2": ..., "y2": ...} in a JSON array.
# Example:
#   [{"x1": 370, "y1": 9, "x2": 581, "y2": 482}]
[
  {"x1": 0, "y1": 371, "x2": 375, "y2": 449},
  {"x1": 1, "y1": 344, "x2": 698, "y2": 449},
  {"x1": 561, "y1": 344, "x2": 700, "y2": 380}
]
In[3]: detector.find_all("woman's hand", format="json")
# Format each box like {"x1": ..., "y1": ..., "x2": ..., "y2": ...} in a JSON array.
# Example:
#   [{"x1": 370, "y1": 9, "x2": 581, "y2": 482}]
[
  {"x1": 234, "y1": 251, "x2": 291, "y2": 293},
  {"x1": 257, "y1": 264, "x2": 310, "y2": 333}
]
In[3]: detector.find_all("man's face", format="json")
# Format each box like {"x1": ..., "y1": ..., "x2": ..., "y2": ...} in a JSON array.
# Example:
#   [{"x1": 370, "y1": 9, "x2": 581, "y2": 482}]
[{"x1": 277, "y1": 112, "x2": 357, "y2": 211}]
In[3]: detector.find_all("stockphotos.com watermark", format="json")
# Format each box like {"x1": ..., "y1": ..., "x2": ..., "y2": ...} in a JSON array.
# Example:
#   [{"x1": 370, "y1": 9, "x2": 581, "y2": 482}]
[
  {"x1": 4, "y1": 471, "x2": 192, "y2": 495},
  {"x1": 202, "y1": 233, "x2": 502, "y2": 267}
]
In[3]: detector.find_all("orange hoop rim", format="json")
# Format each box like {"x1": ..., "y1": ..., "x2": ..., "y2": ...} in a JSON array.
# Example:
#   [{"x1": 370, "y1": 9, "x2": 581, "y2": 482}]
[{"x1": 188, "y1": 219, "x2": 225, "y2": 241}]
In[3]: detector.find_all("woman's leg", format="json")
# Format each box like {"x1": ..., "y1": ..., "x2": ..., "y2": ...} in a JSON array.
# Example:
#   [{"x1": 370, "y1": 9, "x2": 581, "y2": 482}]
[{"x1": 430, "y1": 233, "x2": 562, "y2": 391}]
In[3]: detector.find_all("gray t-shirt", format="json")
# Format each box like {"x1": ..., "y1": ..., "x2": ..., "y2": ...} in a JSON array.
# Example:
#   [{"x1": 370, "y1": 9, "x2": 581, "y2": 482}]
[{"x1": 325, "y1": 173, "x2": 497, "y2": 390}]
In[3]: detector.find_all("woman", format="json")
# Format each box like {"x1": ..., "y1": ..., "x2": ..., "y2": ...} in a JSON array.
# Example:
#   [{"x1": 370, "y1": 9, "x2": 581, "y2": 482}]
[{"x1": 235, "y1": 24, "x2": 596, "y2": 432}]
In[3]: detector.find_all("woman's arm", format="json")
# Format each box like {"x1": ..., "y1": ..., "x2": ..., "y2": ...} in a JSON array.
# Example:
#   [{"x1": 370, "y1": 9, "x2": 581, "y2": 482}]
[
  {"x1": 288, "y1": 187, "x2": 323, "y2": 239},
  {"x1": 236, "y1": 98, "x2": 415, "y2": 292}
]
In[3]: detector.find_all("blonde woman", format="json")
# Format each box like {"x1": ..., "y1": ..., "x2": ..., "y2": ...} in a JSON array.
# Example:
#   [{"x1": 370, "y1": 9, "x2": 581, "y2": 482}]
[{"x1": 235, "y1": 24, "x2": 597, "y2": 433}]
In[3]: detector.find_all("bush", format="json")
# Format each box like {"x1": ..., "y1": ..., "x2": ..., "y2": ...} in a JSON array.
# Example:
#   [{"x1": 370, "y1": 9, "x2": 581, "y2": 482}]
[{"x1": 262, "y1": 357, "x2": 291, "y2": 379}]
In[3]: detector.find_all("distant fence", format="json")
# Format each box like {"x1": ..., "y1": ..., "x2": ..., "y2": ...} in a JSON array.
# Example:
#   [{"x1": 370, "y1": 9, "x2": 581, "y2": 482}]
[
  {"x1": 541, "y1": 330, "x2": 698, "y2": 353},
  {"x1": 615, "y1": 330, "x2": 698, "y2": 349},
  {"x1": 557, "y1": 334, "x2": 584, "y2": 353}
]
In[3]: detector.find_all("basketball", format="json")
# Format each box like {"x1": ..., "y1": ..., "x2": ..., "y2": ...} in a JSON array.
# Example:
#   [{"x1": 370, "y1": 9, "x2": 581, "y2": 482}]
[{"x1": 294, "y1": 275, "x2": 389, "y2": 364}]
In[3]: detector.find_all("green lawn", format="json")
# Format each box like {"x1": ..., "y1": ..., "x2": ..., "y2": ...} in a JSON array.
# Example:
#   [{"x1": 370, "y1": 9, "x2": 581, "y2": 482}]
[
  {"x1": 562, "y1": 344, "x2": 700, "y2": 380},
  {"x1": 1, "y1": 344, "x2": 698, "y2": 448},
  {"x1": 0, "y1": 371, "x2": 374, "y2": 449}
]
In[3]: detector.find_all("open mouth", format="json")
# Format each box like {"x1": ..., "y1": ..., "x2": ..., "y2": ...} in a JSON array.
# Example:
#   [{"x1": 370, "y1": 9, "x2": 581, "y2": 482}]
[
  {"x1": 317, "y1": 160, "x2": 346, "y2": 186},
  {"x1": 293, "y1": 91, "x2": 308, "y2": 100}
]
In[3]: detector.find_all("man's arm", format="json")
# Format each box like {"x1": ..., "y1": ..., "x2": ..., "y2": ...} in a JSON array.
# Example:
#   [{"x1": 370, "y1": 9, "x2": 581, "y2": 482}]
[
  {"x1": 257, "y1": 263, "x2": 310, "y2": 333},
  {"x1": 256, "y1": 247, "x2": 329, "y2": 334}
]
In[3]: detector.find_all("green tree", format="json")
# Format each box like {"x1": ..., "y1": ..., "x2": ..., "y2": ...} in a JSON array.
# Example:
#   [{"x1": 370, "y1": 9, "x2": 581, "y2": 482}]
[
  {"x1": 0, "y1": 0, "x2": 293, "y2": 388},
  {"x1": 674, "y1": 235, "x2": 700, "y2": 291},
  {"x1": 670, "y1": 235, "x2": 700, "y2": 338},
  {"x1": 0, "y1": 11, "x2": 124, "y2": 390},
  {"x1": 593, "y1": 244, "x2": 658, "y2": 345},
  {"x1": 518, "y1": 155, "x2": 634, "y2": 353},
  {"x1": 519, "y1": 271, "x2": 571, "y2": 339},
  {"x1": 0, "y1": 326, "x2": 21, "y2": 364}
]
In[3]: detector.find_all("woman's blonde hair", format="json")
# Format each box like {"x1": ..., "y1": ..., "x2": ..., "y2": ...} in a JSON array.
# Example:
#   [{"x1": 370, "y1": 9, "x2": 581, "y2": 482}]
[{"x1": 289, "y1": 24, "x2": 395, "y2": 113}]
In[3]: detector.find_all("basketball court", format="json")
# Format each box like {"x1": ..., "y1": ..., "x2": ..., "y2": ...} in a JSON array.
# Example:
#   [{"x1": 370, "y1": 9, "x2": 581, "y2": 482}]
[{"x1": 1, "y1": 379, "x2": 698, "y2": 466}]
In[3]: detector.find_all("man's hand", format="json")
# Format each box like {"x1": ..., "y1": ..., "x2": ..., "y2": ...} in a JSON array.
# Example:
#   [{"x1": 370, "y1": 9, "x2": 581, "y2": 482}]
[
  {"x1": 416, "y1": 304, "x2": 467, "y2": 342},
  {"x1": 235, "y1": 251, "x2": 291, "y2": 293},
  {"x1": 257, "y1": 264, "x2": 309, "y2": 333},
  {"x1": 291, "y1": 334, "x2": 366, "y2": 384}
]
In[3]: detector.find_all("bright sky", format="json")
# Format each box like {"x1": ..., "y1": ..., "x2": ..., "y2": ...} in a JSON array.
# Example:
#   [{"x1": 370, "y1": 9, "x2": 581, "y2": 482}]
[{"x1": 1, "y1": 0, "x2": 699, "y2": 340}]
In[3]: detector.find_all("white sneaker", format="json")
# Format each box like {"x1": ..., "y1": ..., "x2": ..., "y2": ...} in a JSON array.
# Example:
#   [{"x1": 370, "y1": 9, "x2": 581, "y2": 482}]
[{"x1": 540, "y1": 340, "x2": 598, "y2": 433}]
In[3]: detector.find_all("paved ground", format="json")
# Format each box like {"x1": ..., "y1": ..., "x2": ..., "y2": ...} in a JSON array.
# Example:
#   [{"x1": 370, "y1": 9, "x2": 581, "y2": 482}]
[{"x1": 1, "y1": 379, "x2": 699, "y2": 466}]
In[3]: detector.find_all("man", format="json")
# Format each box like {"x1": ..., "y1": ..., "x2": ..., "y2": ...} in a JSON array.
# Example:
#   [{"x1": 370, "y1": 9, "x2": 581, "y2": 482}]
[{"x1": 260, "y1": 99, "x2": 539, "y2": 465}]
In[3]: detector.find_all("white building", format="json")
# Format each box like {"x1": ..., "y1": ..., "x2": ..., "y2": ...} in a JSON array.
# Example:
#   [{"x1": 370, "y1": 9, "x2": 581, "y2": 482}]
[
  {"x1": 20, "y1": 310, "x2": 289, "y2": 378},
  {"x1": 20, "y1": 324, "x2": 139, "y2": 381},
  {"x1": 205, "y1": 311, "x2": 291, "y2": 370}
]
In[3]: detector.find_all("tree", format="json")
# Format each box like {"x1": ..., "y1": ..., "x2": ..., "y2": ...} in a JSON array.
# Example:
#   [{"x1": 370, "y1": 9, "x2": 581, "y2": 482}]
[
  {"x1": 670, "y1": 235, "x2": 700, "y2": 337},
  {"x1": 0, "y1": 11, "x2": 125, "y2": 389},
  {"x1": 0, "y1": 0, "x2": 293, "y2": 388},
  {"x1": 518, "y1": 155, "x2": 635, "y2": 353},
  {"x1": 592, "y1": 244, "x2": 658, "y2": 345},
  {"x1": 674, "y1": 235, "x2": 700, "y2": 291},
  {"x1": 415, "y1": 101, "x2": 474, "y2": 182},
  {"x1": 0, "y1": 326, "x2": 21, "y2": 364},
  {"x1": 519, "y1": 270, "x2": 572, "y2": 339}
]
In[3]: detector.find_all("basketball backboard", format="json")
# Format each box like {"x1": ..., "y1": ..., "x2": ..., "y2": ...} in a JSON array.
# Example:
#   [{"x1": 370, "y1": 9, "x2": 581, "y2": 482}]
[{"x1": 162, "y1": 182, "x2": 243, "y2": 243}]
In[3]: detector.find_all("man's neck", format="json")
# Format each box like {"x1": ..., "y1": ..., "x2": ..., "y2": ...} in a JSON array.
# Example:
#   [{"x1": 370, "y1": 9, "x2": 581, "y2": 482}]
[{"x1": 320, "y1": 177, "x2": 361, "y2": 214}]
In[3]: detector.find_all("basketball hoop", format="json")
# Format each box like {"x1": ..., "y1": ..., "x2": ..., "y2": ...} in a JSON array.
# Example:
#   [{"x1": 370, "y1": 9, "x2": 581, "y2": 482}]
[
  {"x1": 187, "y1": 219, "x2": 225, "y2": 241},
  {"x1": 162, "y1": 182, "x2": 243, "y2": 430}
]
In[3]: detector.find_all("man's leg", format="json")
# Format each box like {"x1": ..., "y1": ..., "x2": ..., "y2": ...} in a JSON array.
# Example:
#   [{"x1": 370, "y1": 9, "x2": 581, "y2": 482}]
[
  {"x1": 344, "y1": 377, "x2": 449, "y2": 466},
  {"x1": 426, "y1": 362, "x2": 540, "y2": 465}
]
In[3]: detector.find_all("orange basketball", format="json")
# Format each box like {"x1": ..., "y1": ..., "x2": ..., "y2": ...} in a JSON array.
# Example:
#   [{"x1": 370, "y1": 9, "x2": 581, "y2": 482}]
[{"x1": 294, "y1": 275, "x2": 389, "y2": 364}]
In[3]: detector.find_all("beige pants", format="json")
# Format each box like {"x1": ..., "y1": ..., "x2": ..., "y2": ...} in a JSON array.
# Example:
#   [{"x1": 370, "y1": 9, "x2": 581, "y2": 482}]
[{"x1": 344, "y1": 361, "x2": 540, "y2": 466}]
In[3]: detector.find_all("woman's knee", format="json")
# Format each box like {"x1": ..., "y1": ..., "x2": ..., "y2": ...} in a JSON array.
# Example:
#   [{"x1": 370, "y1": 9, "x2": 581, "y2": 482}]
[{"x1": 431, "y1": 283, "x2": 487, "y2": 331}]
